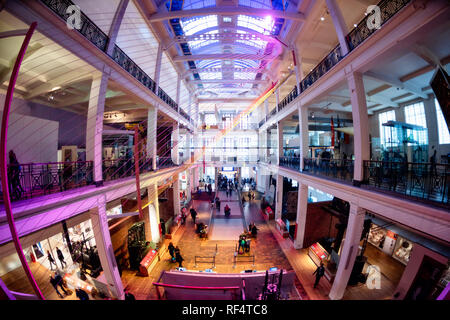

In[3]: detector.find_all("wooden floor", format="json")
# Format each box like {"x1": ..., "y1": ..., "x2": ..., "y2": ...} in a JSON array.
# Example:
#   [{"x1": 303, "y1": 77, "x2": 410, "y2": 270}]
[{"x1": 1, "y1": 193, "x2": 404, "y2": 300}]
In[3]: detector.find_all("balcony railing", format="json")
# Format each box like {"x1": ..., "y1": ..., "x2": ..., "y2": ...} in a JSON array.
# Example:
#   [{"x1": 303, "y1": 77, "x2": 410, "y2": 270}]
[
  {"x1": 259, "y1": 0, "x2": 411, "y2": 128},
  {"x1": 39, "y1": 0, "x2": 189, "y2": 124},
  {"x1": 278, "y1": 86, "x2": 298, "y2": 112},
  {"x1": 3, "y1": 161, "x2": 94, "y2": 201},
  {"x1": 303, "y1": 158, "x2": 355, "y2": 183},
  {"x1": 363, "y1": 161, "x2": 449, "y2": 206}
]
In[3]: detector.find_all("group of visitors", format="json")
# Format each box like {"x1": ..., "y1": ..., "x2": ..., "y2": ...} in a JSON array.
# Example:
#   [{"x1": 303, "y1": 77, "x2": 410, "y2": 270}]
[
  {"x1": 168, "y1": 242, "x2": 184, "y2": 267},
  {"x1": 237, "y1": 233, "x2": 251, "y2": 254},
  {"x1": 47, "y1": 247, "x2": 67, "y2": 270}
]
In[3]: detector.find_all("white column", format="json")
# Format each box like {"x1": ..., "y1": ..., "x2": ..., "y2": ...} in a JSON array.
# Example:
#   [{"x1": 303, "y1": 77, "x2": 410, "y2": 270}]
[
  {"x1": 264, "y1": 100, "x2": 269, "y2": 120},
  {"x1": 172, "y1": 122, "x2": 180, "y2": 165},
  {"x1": 147, "y1": 105, "x2": 158, "y2": 170},
  {"x1": 173, "y1": 175, "x2": 181, "y2": 217},
  {"x1": 145, "y1": 183, "x2": 160, "y2": 243},
  {"x1": 277, "y1": 121, "x2": 284, "y2": 165},
  {"x1": 347, "y1": 71, "x2": 370, "y2": 183},
  {"x1": 89, "y1": 197, "x2": 124, "y2": 299},
  {"x1": 298, "y1": 102, "x2": 309, "y2": 171},
  {"x1": 275, "y1": 174, "x2": 283, "y2": 220},
  {"x1": 294, "y1": 183, "x2": 308, "y2": 249},
  {"x1": 292, "y1": 44, "x2": 304, "y2": 91},
  {"x1": 328, "y1": 204, "x2": 365, "y2": 300},
  {"x1": 154, "y1": 43, "x2": 163, "y2": 90},
  {"x1": 86, "y1": 71, "x2": 109, "y2": 186},
  {"x1": 325, "y1": 0, "x2": 350, "y2": 55},
  {"x1": 275, "y1": 89, "x2": 280, "y2": 112},
  {"x1": 105, "y1": 0, "x2": 129, "y2": 56}
]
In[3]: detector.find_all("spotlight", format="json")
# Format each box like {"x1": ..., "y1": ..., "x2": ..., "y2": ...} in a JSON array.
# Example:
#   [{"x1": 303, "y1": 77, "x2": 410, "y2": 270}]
[{"x1": 320, "y1": 17, "x2": 325, "y2": 21}]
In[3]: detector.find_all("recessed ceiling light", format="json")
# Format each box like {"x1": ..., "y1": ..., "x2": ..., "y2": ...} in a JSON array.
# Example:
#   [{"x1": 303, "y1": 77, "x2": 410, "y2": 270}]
[
  {"x1": 354, "y1": 24, "x2": 358, "y2": 27},
  {"x1": 320, "y1": 17, "x2": 325, "y2": 21}
]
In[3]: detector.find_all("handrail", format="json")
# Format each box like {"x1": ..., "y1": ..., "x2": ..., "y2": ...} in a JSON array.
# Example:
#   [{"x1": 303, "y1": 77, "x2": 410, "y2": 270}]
[{"x1": 153, "y1": 282, "x2": 241, "y2": 290}]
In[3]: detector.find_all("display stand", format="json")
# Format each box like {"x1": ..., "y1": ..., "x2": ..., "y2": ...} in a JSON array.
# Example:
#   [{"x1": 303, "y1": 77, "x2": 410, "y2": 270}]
[
  {"x1": 261, "y1": 206, "x2": 274, "y2": 221},
  {"x1": 308, "y1": 242, "x2": 335, "y2": 282},
  {"x1": 275, "y1": 219, "x2": 289, "y2": 238},
  {"x1": 139, "y1": 249, "x2": 159, "y2": 277}
]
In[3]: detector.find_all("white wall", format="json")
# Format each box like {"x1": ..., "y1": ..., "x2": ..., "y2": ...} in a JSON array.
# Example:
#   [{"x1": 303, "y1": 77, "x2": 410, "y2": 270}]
[{"x1": 7, "y1": 113, "x2": 59, "y2": 164}]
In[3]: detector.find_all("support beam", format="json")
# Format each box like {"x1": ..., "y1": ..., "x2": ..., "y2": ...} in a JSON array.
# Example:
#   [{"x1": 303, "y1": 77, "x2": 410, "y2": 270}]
[
  {"x1": 275, "y1": 174, "x2": 283, "y2": 220},
  {"x1": 147, "y1": 6, "x2": 306, "y2": 22},
  {"x1": 347, "y1": 71, "x2": 369, "y2": 183},
  {"x1": 328, "y1": 204, "x2": 365, "y2": 300},
  {"x1": 190, "y1": 79, "x2": 268, "y2": 84},
  {"x1": 90, "y1": 198, "x2": 124, "y2": 300},
  {"x1": 86, "y1": 72, "x2": 109, "y2": 185},
  {"x1": 105, "y1": 0, "x2": 129, "y2": 56},
  {"x1": 325, "y1": 0, "x2": 350, "y2": 55},
  {"x1": 147, "y1": 106, "x2": 157, "y2": 170},
  {"x1": 298, "y1": 103, "x2": 309, "y2": 171},
  {"x1": 294, "y1": 183, "x2": 308, "y2": 249}
]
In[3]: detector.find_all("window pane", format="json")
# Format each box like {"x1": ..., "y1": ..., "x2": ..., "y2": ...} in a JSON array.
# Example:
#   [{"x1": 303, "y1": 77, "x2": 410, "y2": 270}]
[
  {"x1": 435, "y1": 99, "x2": 450, "y2": 144},
  {"x1": 404, "y1": 102, "x2": 427, "y2": 145},
  {"x1": 379, "y1": 110, "x2": 396, "y2": 147}
]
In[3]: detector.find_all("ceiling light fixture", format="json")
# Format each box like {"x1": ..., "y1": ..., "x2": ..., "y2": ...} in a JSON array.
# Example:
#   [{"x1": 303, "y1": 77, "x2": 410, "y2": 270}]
[{"x1": 320, "y1": 17, "x2": 325, "y2": 21}]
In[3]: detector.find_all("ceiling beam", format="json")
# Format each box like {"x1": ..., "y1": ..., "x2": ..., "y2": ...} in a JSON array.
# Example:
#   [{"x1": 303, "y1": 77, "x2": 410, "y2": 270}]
[
  {"x1": 365, "y1": 71, "x2": 428, "y2": 99},
  {"x1": 173, "y1": 53, "x2": 279, "y2": 62},
  {"x1": 189, "y1": 79, "x2": 268, "y2": 84},
  {"x1": 198, "y1": 98, "x2": 256, "y2": 103},
  {"x1": 147, "y1": 6, "x2": 306, "y2": 23}
]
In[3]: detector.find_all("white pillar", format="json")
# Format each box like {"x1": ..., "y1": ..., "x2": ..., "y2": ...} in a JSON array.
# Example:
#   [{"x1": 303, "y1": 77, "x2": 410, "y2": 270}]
[
  {"x1": 105, "y1": 0, "x2": 129, "y2": 56},
  {"x1": 173, "y1": 175, "x2": 181, "y2": 217},
  {"x1": 277, "y1": 121, "x2": 284, "y2": 165},
  {"x1": 172, "y1": 122, "x2": 180, "y2": 165},
  {"x1": 86, "y1": 71, "x2": 108, "y2": 186},
  {"x1": 328, "y1": 204, "x2": 365, "y2": 300},
  {"x1": 275, "y1": 174, "x2": 283, "y2": 220},
  {"x1": 89, "y1": 197, "x2": 124, "y2": 299},
  {"x1": 146, "y1": 183, "x2": 160, "y2": 243},
  {"x1": 325, "y1": 0, "x2": 350, "y2": 55},
  {"x1": 154, "y1": 43, "x2": 163, "y2": 90},
  {"x1": 298, "y1": 102, "x2": 309, "y2": 171},
  {"x1": 147, "y1": 105, "x2": 158, "y2": 170},
  {"x1": 294, "y1": 183, "x2": 308, "y2": 249},
  {"x1": 347, "y1": 72, "x2": 370, "y2": 183},
  {"x1": 264, "y1": 100, "x2": 269, "y2": 120},
  {"x1": 275, "y1": 89, "x2": 280, "y2": 112}
]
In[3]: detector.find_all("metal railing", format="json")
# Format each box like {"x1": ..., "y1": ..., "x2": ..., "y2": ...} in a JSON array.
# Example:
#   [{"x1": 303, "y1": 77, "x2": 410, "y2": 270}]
[
  {"x1": 193, "y1": 244, "x2": 218, "y2": 269},
  {"x1": 363, "y1": 161, "x2": 449, "y2": 206},
  {"x1": 259, "y1": 0, "x2": 412, "y2": 128},
  {"x1": 303, "y1": 158, "x2": 354, "y2": 183},
  {"x1": 232, "y1": 253, "x2": 255, "y2": 269},
  {"x1": 279, "y1": 156, "x2": 301, "y2": 171},
  {"x1": 278, "y1": 86, "x2": 298, "y2": 112},
  {"x1": 4, "y1": 161, "x2": 94, "y2": 201}
]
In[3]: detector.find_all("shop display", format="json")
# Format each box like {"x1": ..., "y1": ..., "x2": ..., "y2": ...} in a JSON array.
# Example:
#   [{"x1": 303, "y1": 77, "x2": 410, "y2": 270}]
[
  {"x1": 368, "y1": 224, "x2": 386, "y2": 247},
  {"x1": 393, "y1": 236, "x2": 414, "y2": 265},
  {"x1": 308, "y1": 242, "x2": 330, "y2": 267},
  {"x1": 381, "y1": 230, "x2": 398, "y2": 256},
  {"x1": 128, "y1": 222, "x2": 152, "y2": 270}
]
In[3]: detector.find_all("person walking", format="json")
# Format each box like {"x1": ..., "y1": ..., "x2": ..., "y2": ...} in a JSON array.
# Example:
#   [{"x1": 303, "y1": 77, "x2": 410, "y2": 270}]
[
  {"x1": 49, "y1": 275, "x2": 64, "y2": 298},
  {"x1": 168, "y1": 242, "x2": 175, "y2": 262},
  {"x1": 55, "y1": 247, "x2": 67, "y2": 268},
  {"x1": 54, "y1": 272, "x2": 69, "y2": 296},
  {"x1": 175, "y1": 246, "x2": 184, "y2": 267},
  {"x1": 47, "y1": 250, "x2": 57, "y2": 270},
  {"x1": 313, "y1": 262, "x2": 325, "y2": 288},
  {"x1": 190, "y1": 208, "x2": 197, "y2": 224},
  {"x1": 8, "y1": 150, "x2": 23, "y2": 200}
]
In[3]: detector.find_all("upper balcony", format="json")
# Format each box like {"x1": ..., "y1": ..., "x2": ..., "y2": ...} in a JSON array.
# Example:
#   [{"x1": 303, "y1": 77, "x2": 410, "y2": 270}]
[{"x1": 30, "y1": 0, "x2": 193, "y2": 127}]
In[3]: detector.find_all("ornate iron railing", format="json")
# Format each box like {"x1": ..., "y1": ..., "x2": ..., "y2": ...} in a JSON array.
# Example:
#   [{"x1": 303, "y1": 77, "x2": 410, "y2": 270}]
[
  {"x1": 363, "y1": 161, "x2": 449, "y2": 206},
  {"x1": 3, "y1": 161, "x2": 94, "y2": 201},
  {"x1": 346, "y1": 0, "x2": 411, "y2": 52},
  {"x1": 259, "y1": 0, "x2": 411, "y2": 128},
  {"x1": 303, "y1": 158, "x2": 355, "y2": 183},
  {"x1": 40, "y1": 0, "x2": 108, "y2": 51},
  {"x1": 278, "y1": 86, "x2": 298, "y2": 112}
]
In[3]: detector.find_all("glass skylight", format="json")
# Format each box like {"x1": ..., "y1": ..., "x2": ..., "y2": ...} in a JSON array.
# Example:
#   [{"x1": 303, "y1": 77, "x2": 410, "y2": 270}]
[
  {"x1": 237, "y1": 15, "x2": 274, "y2": 35},
  {"x1": 180, "y1": 15, "x2": 218, "y2": 36},
  {"x1": 182, "y1": 0, "x2": 216, "y2": 10}
]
